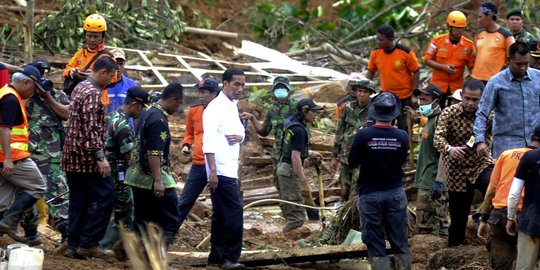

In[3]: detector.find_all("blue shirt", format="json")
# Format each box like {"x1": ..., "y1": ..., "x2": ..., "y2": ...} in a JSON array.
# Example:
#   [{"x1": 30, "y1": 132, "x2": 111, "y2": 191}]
[
  {"x1": 106, "y1": 75, "x2": 137, "y2": 114},
  {"x1": 474, "y1": 68, "x2": 540, "y2": 158}
]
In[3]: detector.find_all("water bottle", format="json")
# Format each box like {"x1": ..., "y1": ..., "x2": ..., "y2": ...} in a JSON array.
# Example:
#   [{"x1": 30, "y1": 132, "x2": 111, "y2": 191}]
[{"x1": 117, "y1": 161, "x2": 126, "y2": 182}]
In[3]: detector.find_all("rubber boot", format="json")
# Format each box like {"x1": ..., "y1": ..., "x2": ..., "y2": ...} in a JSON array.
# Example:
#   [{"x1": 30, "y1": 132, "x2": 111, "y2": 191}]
[
  {"x1": 0, "y1": 192, "x2": 38, "y2": 243},
  {"x1": 368, "y1": 256, "x2": 391, "y2": 270},
  {"x1": 54, "y1": 219, "x2": 69, "y2": 243},
  {"x1": 306, "y1": 209, "x2": 320, "y2": 221},
  {"x1": 393, "y1": 254, "x2": 412, "y2": 270},
  {"x1": 20, "y1": 207, "x2": 42, "y2": 246}
]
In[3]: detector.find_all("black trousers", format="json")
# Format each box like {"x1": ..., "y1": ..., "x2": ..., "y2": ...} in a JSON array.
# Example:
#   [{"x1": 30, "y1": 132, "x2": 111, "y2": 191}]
[
  {"x1": 132, "y1": 186, "x2": 180, "y2": 246},
  {"x1": 208, "y1": 176, "x2": 244, "y2": 265},
  {"x1": 448, "y1": 165, "x2": 493, "y2": 246},
  {"x1": 66, "y1": 172, "x2": 114, "y2": 249}
]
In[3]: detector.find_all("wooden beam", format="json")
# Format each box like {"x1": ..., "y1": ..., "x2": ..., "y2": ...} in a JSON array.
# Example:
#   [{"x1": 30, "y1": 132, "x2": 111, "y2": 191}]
[
  {"x1": 184, "y1": 26, "x2": 239, "y2": 39},
  {"x1": 169, "y1": 244, "x2": 380, "y2": 267}
]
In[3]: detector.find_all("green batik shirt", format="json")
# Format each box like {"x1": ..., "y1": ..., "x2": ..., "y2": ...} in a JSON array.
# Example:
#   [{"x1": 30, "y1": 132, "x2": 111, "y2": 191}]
[
  {"x1": 125, "y1": 104, "x2": 175, "y2": 190},
  {"x1": 333, "y1": 101, "x2": 369, "y2": 164},
  {"x1": 27, "y1": 90, "x2": 70, "y2": 163},
  {"x1": 260, "y1": 99, "x2": 298, "y2": 160},
  {"x1": 105, "y1": 109, "x2": 134, "y2": 180}
]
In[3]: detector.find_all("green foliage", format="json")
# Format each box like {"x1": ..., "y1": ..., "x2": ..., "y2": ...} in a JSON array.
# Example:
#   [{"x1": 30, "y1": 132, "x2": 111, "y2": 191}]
[
  {"x1": 249, "y1": 0, "x2": 424, "y2": 50},
  {"x1": 247, "y1": 86, "x2": 273, "y2": 109},
  {"x1": 33, "y1": 0, "x2": 186, "y2": 54}
]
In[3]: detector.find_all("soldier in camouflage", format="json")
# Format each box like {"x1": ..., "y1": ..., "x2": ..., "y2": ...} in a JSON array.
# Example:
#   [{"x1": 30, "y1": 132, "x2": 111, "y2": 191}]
[
  {"x1": 99, "y1": 86, "x2": 149, "y2": 249},
  {"x1": 20, "y1": 59, "x2": 71, "y2": 245},
  {"x1": 331, "y1": 78, "x2": 376, "y2": 201},
  {"x1": 242, "y1": 76, "x2": 297, "y2": 189}
]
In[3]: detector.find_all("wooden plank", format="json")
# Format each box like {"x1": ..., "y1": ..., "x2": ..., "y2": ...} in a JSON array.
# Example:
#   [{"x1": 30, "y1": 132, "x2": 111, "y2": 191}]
[
  {"x1": 137, "y1": 51, "x2": 168, "y2": 85},
  {"x1": 169, "y1": 244, "x2": 378, "y2": 267}
]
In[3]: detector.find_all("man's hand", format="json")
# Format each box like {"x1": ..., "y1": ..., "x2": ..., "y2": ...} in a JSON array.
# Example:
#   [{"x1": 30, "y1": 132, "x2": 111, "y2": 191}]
[
  {"x1": 477, "y1": 221, "x2": 489, "y2": 243},
  {"x1": 449, "y1": 146, "x2": 466, "y2": 159},
  {"x1": 225, "y1": 134, "x2": 243, "y2": 145},
  {"x1": 1, "y1": 158, "x2": 14, "y2": 178},
  {"x1": 97, "y1": 159, "x2": 111, "y2": 178},
  {"x1": 476, "y1": 142, "x2": 490, "y2": 157},
  {"x1": 330, "y1": 157, "x2": 338, "y2": 173},
  {"x1": 506, "y1": 219, "x2": 517, "y2": 236},
  {"x1": 153, "y1": 180, "x2": 165, "y2": 198},
  {"x1": 69, "y1": 68, "x2": 80, "y2": 78},
  {"x1": 240, "y1": 112, "x2": 254, "y2": 121},
  {"x1": 208, "y1": 171, "x2": 218, "y2": 192},
  {"x1": 443, "y1": 64, "x2": 456, "y2": 74},
  {"x1": 430, "y1": 181, "x2": 444, "y2": 200},
  {"x1": 182, "y1": 145, "x2": 190, "y2": 154}
]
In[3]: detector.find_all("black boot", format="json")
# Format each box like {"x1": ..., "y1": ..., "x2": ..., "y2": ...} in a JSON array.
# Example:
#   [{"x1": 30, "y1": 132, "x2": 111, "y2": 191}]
[{"x1": 0, "y1": 192, "x2": 38, "y2": 243}]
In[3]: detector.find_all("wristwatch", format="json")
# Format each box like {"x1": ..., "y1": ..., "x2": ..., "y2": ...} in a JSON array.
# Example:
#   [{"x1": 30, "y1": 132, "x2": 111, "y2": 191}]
[{"x1": 446, "y1": 146, "x2": 452, "y2": 154}]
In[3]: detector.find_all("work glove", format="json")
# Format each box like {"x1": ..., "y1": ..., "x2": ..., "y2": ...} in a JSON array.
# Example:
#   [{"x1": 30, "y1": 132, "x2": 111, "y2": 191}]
[{"x1": 431, "y1": 181, "x2": 444, "y2": 200}]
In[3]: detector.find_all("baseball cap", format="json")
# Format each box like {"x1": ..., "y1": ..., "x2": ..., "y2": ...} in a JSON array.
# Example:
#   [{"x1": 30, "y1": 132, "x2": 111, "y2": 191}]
[
  {"x1": 534, "y1": 123, "x2": 540, "y2": 137},
  {"x1": 18, "y1": 65, "x2": 46, "y2": 92},
  {"x1": 529, "y1": 40, "x2": 540, "y2": 58},
  {"x1": 273, "y1": 76, "x2": 292, "y2": 91},
  {"x1": 126, "y1": 86, "x2": 149, "y2": 105},
  {"x1": 111, "y1": 49, "x2": 126, "y2": 60},
  {"x1": 296, "y1": 99, "x2": 323, "y2": 112},
  {"x1": 194, "y1": 77, "x2": 221, "y2": 93},
  {"x1": 506, "y1": 8, "x2": 523, "y2": 19},
  {"x1": 414, "y1": 82, "x2": 442, "y2": 100}
]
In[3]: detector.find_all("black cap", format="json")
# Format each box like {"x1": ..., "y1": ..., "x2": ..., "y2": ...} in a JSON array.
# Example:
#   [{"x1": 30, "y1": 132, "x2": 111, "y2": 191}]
[
  {"x1": 194, "y1": 77, "x2": 221, "y2": 93},
  {"x1": 126, "y1": 86, "x2": 150, "y2": 105},
  {"x1": 506, "y1": 8, "x2": 523, "y2": 19},
  {"x1": 273, "y1": 76, "x2": 292, "y2": 91},
  {"x1": 414, "y1": 83, "x2": 442, "y2": 100},
  {"x1": 296, "y1": 98, "x2": 323, "y2": 112},
  {"x1": 18, "y1": 65, "x2": 46, "y2": 92},
  {"x1": 30, "y1": 59, "x2": 51, "y2": 76},
  {"x1": 528, "y1": 40, "x2": 540, "y2": 58},
  {"x1": 534, "y1": 123, "x2": 540, "y2": 137},
  {"x1": 368, "y1": 92, "x2": 402, "y2": 121}
]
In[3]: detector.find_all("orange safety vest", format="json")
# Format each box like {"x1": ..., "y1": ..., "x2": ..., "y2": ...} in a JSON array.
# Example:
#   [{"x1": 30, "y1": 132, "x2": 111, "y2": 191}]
[{"x1": 0, "y1": 85, "x2": 31, "y2": 162}]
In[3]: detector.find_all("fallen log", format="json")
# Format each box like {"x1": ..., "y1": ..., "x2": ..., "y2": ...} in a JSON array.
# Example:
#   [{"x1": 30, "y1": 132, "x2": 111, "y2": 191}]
[
  {"x1": 169, "y1": 244, "x2": 386, "y2": 267},
  {"x1": 185, "y1": 26, "x2": 239, "y2": 39}
]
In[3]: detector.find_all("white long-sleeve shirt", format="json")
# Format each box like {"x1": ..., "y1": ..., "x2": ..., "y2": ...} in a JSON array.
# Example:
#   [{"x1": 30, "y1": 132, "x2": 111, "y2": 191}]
[
  {"x1": 507, "y1": 177, "x2": 525, "y2": 220},
  {"x1": 202, "y1": 92, "x2": 245, "y2": 178}
]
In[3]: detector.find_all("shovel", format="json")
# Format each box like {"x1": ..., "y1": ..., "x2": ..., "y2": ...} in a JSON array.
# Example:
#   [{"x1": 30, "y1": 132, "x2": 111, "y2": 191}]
[{"x1": 301, "y1": 181, "x2": 320, "y2": 221}]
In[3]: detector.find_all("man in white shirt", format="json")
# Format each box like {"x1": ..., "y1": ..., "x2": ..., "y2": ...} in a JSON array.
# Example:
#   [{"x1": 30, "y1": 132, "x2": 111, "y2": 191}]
[{"x1": 203, "y1": 67, "x2": 246, "y2": 270}]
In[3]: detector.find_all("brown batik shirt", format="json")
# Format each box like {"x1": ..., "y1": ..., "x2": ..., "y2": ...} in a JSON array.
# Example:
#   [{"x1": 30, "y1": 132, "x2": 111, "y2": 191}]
[
  {"x1": 434, "y1": 103, "x2": 494, "y2": 192},
  {"x1": 61, "y1": 78, "x2": 106, "y2": 173}
]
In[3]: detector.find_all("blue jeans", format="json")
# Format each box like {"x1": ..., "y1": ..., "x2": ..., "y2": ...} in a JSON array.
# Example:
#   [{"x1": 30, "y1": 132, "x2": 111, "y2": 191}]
[
  {"x1": 208, "y1": 176, "x2": 243, "y2": 265},
  {"x1": 66, "y1": 172, "x2": 114, "y2": 249},
  {"x1": 178, "y1": 165, "x2": 208, "y2": 226},
  {"x1": 358, "y1": 187, "x2": 410, "y2": 258}
]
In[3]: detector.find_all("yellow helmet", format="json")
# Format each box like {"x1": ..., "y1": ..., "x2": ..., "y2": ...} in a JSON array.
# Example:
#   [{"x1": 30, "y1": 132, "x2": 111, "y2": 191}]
[
  {"x1": 83, "y1": 14, "x2": 107, "y2": 32},
  {"x1": 447, "y1": 11, "x2": 467, "y2": 28}
]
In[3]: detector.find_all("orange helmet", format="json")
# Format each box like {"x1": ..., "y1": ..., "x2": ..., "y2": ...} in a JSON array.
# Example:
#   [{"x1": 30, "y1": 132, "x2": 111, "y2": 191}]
[
  {"x1": 83, "y1": 14, "x2": 107, "y2": 32},
  {"x1": 447, "y1": 11, "x2": 467, "y2": 28}
]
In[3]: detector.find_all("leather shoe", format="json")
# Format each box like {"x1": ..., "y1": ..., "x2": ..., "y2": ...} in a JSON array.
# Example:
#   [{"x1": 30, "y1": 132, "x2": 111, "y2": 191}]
[
  {"x1": 0, "y1": 222, "x2": 26, "y2": 243},
  {"x1": 77, "y1": 246, "x2": 115, "y2": 259}
]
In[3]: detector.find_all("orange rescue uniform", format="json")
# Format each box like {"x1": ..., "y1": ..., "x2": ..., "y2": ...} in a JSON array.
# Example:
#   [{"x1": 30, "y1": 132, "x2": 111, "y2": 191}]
[
  {"x1": 484, "y1": 147, "x2": 531, "y2": 211},
  {"x1": 63, "y1": 47, "x2": 116, "y2": 106},
  {"x1": 0, "y1": 85, "x2": 31, "y2": 162},
  {"x1": 368, "y1": 44, "x2": 420, "y2": 99},
  {"x1": 182, "y1": 105, "x2": 205, "y2": 165},
  {"x1": 471, "y1": 28, "x2": 515, "y2": 81},
  {"x1": 424, "y1": 33, "x2": 475, "y2": 94}
]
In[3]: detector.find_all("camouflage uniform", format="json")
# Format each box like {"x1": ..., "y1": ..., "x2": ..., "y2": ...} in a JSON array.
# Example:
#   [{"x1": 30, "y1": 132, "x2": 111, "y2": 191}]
[
  {"x1": 99, "y1": 109, "x2": 134, "y2": 249},
  {"x1": 332, "y1": 100, "x2": 369, "y2": 200},
  {"x1": 259, "y1": 99, "x2": 297, "y2": 188},
  {"x1": 24, "y1": 90, "x2": 70, "y2": 237}
]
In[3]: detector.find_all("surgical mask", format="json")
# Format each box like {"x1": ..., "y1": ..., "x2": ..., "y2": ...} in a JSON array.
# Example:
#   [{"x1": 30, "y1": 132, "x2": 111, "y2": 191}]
[
  {"x1": 274, "y1": 88, "x2": 288, "y2": 99},
  {"x1": 419, "y1": 102, "x2": 435, "y2": 117}
]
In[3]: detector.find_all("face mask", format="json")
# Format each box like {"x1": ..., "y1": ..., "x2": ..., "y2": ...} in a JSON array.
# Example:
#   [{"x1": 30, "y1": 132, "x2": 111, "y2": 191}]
[
  {"x1": 419, "y1": 102, "x2": 434, "y2": 117},
  {"x1": 274, "y1": 88, "x2": 288, "y2": 99}
]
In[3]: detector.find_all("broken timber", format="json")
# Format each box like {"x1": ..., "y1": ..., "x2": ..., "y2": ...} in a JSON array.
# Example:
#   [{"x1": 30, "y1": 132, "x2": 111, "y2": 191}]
[{"x1": 169, "y1": 244, "x2": 387, "y2": 267}]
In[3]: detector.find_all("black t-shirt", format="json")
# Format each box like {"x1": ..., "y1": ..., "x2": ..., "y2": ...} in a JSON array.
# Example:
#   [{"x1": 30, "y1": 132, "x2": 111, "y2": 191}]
[
  {"x1": 348, "y1": 124, "x2": 409, "y2": 195},
  {"x1": 136, "y1": 105, "x2": 170, "y2": 173},
  {"x1": 0, "y1": 89, "x2": 24, "y2": 127},
  {"x1": 281, "y1": 124, "x2": 307, "y2": 164},
  {"x1": 514, "y1": 148, "x2": 540, "y2": 236}
]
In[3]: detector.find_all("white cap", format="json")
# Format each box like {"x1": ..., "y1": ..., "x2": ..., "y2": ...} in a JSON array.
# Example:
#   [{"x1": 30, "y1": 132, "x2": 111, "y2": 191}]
[{"x1": 451, "y1": 89, "x2": 462, "y2": 101}]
